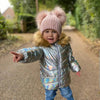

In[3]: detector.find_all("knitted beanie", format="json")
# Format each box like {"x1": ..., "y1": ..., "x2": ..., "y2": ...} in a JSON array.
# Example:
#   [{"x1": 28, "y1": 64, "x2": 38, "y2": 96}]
[{"x1": 36, "y1": 7, "x2": 66, "y2": 35}]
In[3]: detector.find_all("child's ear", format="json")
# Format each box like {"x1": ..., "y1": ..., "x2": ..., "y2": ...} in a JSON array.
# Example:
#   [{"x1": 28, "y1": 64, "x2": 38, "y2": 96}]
[
  {"x1": 52, "y1": 7, "x2": 66, "y2": 25},
  {"x1": 36, "y1": 11, "x2": 48, "y2": 28}
]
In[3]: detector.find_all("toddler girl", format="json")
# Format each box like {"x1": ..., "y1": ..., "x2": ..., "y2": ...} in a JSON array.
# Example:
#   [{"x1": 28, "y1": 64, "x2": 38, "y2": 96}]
[{"x1": 11, "y1": 7, "x2": 81, "y2": 100}]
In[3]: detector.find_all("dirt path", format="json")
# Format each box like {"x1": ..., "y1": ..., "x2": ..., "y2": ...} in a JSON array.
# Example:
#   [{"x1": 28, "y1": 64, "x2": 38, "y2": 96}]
[{"x1": 0, "y1": 27, "x2": 99, "y2": 100}]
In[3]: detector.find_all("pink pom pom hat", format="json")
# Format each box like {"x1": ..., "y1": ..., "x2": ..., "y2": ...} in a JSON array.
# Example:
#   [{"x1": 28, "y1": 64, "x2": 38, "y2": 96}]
[{"x1": 36, "y1": 7, "x2": 66, "y2": 35}]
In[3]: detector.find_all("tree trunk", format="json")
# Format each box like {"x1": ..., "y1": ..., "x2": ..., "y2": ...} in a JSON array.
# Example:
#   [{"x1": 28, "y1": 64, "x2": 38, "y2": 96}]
[
  {"x1": 36, "y1": 0, "x2": 39, "y2": 13},
  {"x1": 20, "y1": 19, "x2": 27, "y2": 33}
]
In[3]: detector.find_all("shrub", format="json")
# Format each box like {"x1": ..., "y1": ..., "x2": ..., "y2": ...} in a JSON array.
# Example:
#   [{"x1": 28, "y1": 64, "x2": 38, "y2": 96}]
[
  {"x1": 19, "y1": 14, "x2": 36, "y2": 33},
  {"x1": 0, "y1": 14, "x2": 7, "y2": 40},
  {"x1": 66, "y1": 12, "x2": 76, "y2": 26},
  {"x1": 75, "y1": 0, "x2": 100, "y2": 40},
  {"x1": 6, "y1": 20, "x2": 21, "y2": 33}
]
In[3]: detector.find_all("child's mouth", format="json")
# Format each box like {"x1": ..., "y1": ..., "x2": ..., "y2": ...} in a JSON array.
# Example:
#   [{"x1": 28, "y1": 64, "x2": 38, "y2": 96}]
[
  {"x1": 48, "y1": 37, "x2": 54, "y2": 40},
  {"x1": 48, "y1": 39, "x2": 53, "y2": 40},
  {"x1": 47, "y1": 37, "x2": 54, "y2": 43}
]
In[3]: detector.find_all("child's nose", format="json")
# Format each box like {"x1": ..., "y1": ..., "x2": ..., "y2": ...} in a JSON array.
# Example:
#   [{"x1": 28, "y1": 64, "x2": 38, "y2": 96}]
[{"x1": 49, "y1": 32, "x2": 53, "y2": 36}]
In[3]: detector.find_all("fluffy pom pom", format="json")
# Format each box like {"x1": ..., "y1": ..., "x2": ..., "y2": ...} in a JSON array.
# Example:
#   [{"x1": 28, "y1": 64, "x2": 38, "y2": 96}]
[
  {"x1": 52, "y1": 7, "x2": 66, "y2": 25},
  {"x1": 36, "y1": 11, "x2": 48, "y2": 28}
]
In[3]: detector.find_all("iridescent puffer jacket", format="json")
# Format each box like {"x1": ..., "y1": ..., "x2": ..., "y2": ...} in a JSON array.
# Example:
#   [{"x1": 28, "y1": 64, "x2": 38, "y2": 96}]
[{"x1": 18, "y1": 31, "x2": 81, "y2": 90}]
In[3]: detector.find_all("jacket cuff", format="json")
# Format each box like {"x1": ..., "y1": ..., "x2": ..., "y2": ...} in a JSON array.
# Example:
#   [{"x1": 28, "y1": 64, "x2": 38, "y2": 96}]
[{"x1": 70, "y1": 60, "x2": 81, "y2": 72}]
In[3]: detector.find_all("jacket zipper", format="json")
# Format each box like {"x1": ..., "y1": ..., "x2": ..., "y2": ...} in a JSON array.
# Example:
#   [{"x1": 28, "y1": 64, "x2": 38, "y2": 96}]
[{"x1": 56, "y1": 44, "x2": 61, "y2": 87}]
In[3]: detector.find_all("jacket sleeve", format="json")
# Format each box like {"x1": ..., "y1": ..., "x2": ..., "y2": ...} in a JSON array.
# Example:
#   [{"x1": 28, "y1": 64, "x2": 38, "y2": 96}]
[
  {"x1": 17, "y1": 47, "x2": 43, "y2": 63},
  {"x1": 68, "y1": 44, "x2": 81, "y2": 72}
]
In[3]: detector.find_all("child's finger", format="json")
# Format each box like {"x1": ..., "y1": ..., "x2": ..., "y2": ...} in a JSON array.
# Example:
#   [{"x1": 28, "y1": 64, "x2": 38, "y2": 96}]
[
  {"x1": 10, "y1": 51, "x2": 19, "y2": 56},
  {"x1": 16, "y1": 56, "x2": 21, "y2": 62},
  {"x1": 13, "y1": 55, "x2": 17, "y2": 62}
]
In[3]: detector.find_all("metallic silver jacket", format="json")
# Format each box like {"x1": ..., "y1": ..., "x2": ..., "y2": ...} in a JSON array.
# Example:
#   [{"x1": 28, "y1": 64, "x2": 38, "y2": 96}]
[{"x1": 18, "y1": 32, "x2": 81, "y2": 90}]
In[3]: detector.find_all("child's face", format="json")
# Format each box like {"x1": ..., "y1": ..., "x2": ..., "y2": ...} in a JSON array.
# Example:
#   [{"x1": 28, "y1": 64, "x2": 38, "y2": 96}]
[{"x1": 42, "y1": 29, "x2": 59, "y2": 44}]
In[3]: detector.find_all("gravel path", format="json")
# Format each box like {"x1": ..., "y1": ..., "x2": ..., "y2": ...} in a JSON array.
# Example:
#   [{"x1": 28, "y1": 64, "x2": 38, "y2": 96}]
[{"x1": 0, "y1": 27, "x2": 99, "y2": 100}]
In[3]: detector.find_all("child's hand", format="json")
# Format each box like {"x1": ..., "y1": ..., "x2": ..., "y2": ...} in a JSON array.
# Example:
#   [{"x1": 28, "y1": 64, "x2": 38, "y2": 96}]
[
  {"x1": 76, "y1": 72, "x2": 80, "y2": 76},
  {"x1": 10, "y1": 51, "x2": 24, "y2": 62}
]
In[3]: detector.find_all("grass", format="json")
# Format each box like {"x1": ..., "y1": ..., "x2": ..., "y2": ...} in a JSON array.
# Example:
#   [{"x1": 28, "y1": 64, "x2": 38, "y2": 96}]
[{"x1": 0, "y1": 34, "x2": 25, "y2": 56}]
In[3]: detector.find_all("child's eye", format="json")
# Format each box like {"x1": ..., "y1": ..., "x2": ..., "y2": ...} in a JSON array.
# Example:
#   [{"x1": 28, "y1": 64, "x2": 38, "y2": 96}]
[
  {"x1": 52, "y1": 30, "x2": 57, "y2": 33},
  {"x1": 45, "y1": 30, "x2": 49, "y2": 33}
]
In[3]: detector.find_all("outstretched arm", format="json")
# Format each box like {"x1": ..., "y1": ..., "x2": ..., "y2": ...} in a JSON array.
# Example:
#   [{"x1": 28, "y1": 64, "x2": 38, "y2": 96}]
[{"x1": 11, "y1": 47, "x2": 43, "y2": 63}]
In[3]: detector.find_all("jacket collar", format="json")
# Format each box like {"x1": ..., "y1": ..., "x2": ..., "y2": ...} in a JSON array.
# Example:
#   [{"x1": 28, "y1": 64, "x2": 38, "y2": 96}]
[{"x1": 33, "y1": 31, "x2": 71, "y2": 47}]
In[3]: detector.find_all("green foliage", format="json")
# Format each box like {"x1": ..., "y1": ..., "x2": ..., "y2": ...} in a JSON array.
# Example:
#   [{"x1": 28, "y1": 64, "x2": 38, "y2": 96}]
[
  {"x1": 9, "y1": 0, "x2": 36, "y2": 16},
  {"x1": 39, "y1": 0, "x2": 76, "y2": 13},
  {"x1": 0, "y1": 13, "x2": 7, "y2": 40},
  {"x1": 75, "y1": 0, "x2": 100, "y2": 40},
  {"x1": 18, "y1": 14, "x2": 36, "y2": 33},
  {"x1": 56, "y1": 0, "x2": 76, "y2": 13},
  {"x1": 39, "y1": 0, "x2": 58, "y2": 11},
  {"x1": 6, "y1": 20, "x2": 21, "y2": 33},
  {"x1": 9, "y1": 0, "x2": 36, "y2": 33},
  {"x1": 66, "y1": 12, "x2": 76, "y2": 26}
]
